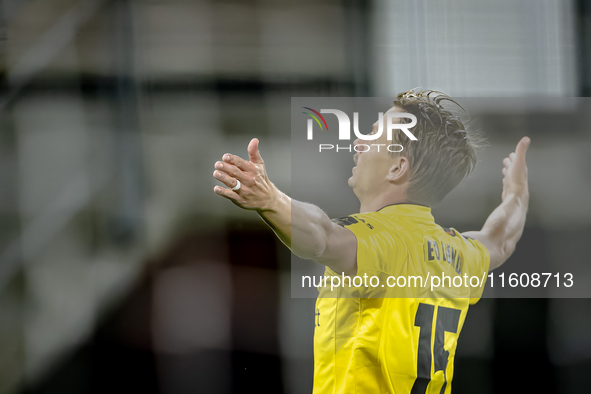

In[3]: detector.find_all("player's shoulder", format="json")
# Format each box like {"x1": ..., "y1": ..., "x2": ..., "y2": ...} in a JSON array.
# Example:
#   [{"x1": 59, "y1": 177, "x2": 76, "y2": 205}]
[
  {"x1": 436, "y1": 225, "x2": 470, "y2": 243},
  {"x1": 331, "y1": 212, "x2": 383, "y2": 231},
  {"x1": 437, "y1": 225, "x2": 488, "y2": 255}
]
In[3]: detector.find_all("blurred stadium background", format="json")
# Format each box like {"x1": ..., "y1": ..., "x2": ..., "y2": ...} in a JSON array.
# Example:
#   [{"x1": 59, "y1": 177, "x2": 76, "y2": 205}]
[{"x1": 0, "y1": 0, "x2": 590, "y2": 393}]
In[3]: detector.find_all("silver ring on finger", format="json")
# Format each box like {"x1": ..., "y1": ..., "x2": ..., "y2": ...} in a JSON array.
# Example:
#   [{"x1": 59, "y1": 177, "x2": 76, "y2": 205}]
[{"x1": 231, "y1": 179, "x2": 241, "y2": 191}]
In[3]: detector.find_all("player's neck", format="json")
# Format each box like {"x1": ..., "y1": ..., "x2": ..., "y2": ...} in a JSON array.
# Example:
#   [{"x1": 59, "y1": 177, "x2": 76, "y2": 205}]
[{"x1": 358, "y1": 190, "x2": 409, "y2": 213}]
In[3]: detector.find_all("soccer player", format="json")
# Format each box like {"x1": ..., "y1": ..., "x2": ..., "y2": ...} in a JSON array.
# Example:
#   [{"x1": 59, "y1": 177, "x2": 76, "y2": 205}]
[{"x1": 212, "y1": 90, "x2": 529, "y2": 393}]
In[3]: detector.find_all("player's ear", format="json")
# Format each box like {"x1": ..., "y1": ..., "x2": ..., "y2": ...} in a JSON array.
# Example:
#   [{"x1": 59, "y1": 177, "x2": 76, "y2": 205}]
[{"x1": 386, "y1": 156, "x2": 409, "y2": 183}]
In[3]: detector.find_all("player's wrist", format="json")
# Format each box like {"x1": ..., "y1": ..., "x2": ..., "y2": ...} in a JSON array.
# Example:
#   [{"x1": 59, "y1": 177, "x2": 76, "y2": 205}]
[
  {"x1": 503, "y1": 185, "x2": 529, "y2": 203},
  {"x1": 257, "y1": 185, "x2": 286, "y2": 213},
  {"x1": 513, "y1": 187, "x2": 529, "y2": 205}
]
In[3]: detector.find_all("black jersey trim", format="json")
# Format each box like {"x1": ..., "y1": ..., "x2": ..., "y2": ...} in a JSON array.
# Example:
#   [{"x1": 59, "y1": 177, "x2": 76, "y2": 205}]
[
  {"x1": 331, "y1": 216, "x2": 359, "y2": 227},
  {"x1": 376, "y1": 201, "x2": 430, "y2": 212}
]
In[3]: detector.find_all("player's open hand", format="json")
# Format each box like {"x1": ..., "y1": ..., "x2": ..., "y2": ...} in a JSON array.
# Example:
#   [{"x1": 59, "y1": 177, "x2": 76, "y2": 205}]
[
  {"x1": 501, "y1": 136, "x2": 530, "y2": 202},
  {"x1": 213, "y1": 138, "x2": 277, "y2": 211}
]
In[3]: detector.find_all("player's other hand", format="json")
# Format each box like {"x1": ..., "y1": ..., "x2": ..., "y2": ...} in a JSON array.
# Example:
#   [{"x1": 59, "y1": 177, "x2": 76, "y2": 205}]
[
  {"x1": 213, "y1": 138, "x2": 278, "y2": 211},
  {"x1": 501, "y1": 136, "x2": 530, "y2": 202}
]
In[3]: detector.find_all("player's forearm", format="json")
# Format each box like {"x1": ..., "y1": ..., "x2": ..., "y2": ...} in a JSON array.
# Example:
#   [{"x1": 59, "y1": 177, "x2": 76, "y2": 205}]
[
  {"x1": 485, "y1": 192, "x2": 528, "y2": 253},
  {"x1": 467, "y1": 191, "x2": 528, "y2": 269},
  {"x1": 257, "y1": 191, "x2": 333, "y2": 260}
]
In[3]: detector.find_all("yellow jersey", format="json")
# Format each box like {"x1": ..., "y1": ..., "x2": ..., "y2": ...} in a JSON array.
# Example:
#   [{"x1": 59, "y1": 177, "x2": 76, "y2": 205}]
[{"x1": 313, "y1": 203, "x2": 490, "y2": 394}]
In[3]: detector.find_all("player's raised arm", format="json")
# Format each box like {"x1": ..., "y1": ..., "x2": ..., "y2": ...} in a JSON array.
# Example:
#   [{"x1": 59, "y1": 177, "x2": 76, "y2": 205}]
[
  {"x1": 212, "y1": 138, "x2": 357, "y2": 275},
  {"x1": 463, "y1": 136, "x2": 530, "y2": 270}
]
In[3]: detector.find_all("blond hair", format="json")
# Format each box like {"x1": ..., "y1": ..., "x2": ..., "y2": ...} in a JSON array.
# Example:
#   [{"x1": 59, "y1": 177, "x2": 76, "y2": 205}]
[{"x1": 390, "y1": 89, "x2": 485, "y2": 206}]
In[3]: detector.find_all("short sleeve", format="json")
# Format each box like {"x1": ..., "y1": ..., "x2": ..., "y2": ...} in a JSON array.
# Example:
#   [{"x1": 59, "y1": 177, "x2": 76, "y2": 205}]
[
  {"x1": 462, "y1": 235, "x2": 491, "y2": 304},
  {"x1": 331, "y1": 214, "x2": 401, "y2": 297},
  {"x1": 331, "y1": 214, "x2": 378, "y2": 277}
]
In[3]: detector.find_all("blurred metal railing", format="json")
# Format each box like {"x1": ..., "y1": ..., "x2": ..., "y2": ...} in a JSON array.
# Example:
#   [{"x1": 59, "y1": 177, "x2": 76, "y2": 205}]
[{"x1": 0, "y1": 0, "x2": 108, "y2": 110}]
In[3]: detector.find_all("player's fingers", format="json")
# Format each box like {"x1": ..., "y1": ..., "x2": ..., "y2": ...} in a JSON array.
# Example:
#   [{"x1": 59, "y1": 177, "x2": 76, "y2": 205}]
[
  {"x1": 515, "y1": 136, "x2": 530, "y2": 160},
  {"x1": 213, "y1": 185, "x2": 240, "y2": 201},
  {"x1": 213, "y1": 170, "x2": 241, "y2": 190},
  {"x1": 247, "y1": 138, "x2": 264, "y2": 164},
  {"x1": 503, "y1": 157, "x2": 511, "y2": 167},
  {"x1": 509, "y1": 152, "x2": 516, "y2": 162},
  {"x1": 223, "y1": 153, "x2": 252, "y2": 172},
  {"x1": 502, "y1": 167, "x2": 507, "y2": 176},
  {"x1": 214, "y1": 161, "x2": 248, "y2": 182}
]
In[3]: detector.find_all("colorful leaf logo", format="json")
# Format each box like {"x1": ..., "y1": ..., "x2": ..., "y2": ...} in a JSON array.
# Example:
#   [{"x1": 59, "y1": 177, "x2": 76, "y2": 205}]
[{"x1": 302, "y1": 107, "x2": 329, "y2": 131}]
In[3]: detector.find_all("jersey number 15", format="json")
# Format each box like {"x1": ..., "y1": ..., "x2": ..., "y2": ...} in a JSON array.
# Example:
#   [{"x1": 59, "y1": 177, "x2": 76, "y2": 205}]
[{"x1": 411, "y1": 303, "x2": 461, "y2": 394}]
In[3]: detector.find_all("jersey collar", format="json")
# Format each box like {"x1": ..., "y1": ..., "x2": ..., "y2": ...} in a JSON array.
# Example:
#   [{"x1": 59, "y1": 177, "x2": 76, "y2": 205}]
[{"x1": 376, "y1": 202, "x2": 434, "y2": 220}]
